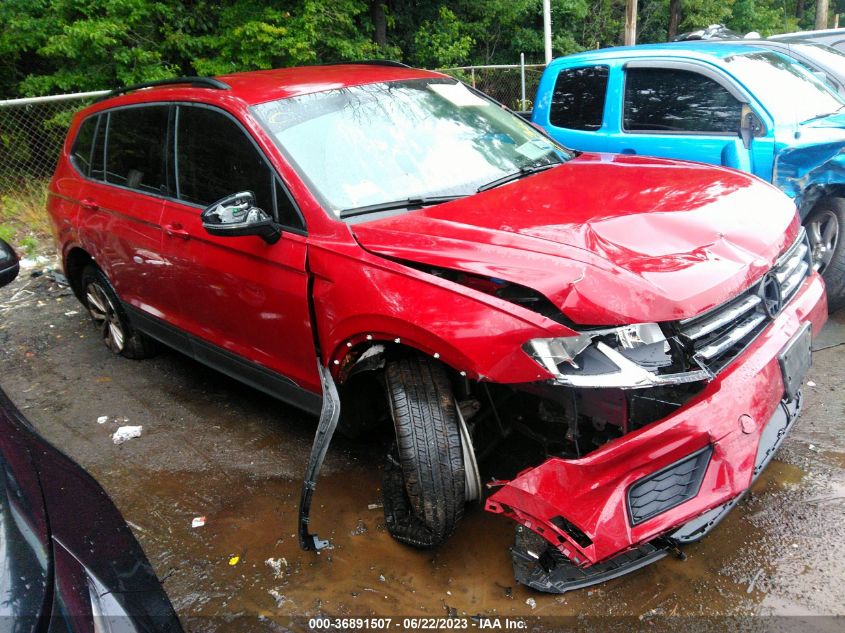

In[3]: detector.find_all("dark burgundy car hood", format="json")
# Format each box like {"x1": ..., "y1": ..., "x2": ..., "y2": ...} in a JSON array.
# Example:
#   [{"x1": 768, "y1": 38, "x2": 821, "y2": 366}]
[{"x1": 352, "y1": 153, "x2": 800, "y2": 325}]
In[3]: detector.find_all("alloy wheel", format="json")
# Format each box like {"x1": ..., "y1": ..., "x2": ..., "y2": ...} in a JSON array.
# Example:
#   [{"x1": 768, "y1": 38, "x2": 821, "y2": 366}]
[
  {"x1": 85, "y1": 282, "x2": 125, "y2": 353},
  {"x1": 808, "y1": 209, "x2": 840, "y2": 274}
]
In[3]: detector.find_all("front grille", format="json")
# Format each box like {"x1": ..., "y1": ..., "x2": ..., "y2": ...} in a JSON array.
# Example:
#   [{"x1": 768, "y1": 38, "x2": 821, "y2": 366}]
[
  {"x1": 677, "y1": 229, "x2": 812, "y2": 374},
  {"x1": 627, "y1": 446, "x2": 712, "y2": 525}
]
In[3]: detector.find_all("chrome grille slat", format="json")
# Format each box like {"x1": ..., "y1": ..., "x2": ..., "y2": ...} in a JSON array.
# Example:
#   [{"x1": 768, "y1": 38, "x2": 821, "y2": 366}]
[
  {"x1": 695, "y1": 312, "x2": 767, "y2": 360},
  {"x1": 677, "y1": 229, "x2": 812, "y2": 374},
  {"x1": 775, "y1": 244, "x2": 808, "y2": 283},
  {"x1": 780, "y1": 261, "x2": 809, "y2": 299},
  {"x1": 682, "y1": 294, "x2": 761, "y2": 341}
]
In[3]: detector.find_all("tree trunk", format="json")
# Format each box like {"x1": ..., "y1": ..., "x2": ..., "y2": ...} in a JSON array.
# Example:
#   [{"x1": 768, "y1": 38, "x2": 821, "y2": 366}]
[
  {"x1": 371, "y1": 1, "x2": 387, "y2": 47},
  {"x1": 796, "y1": 0, "x2": 804, "y2": 20},
  {"x1": 816, "y1": 0, "x2": 829, "y2": 30},
  {"x1": 668, "y1": 0, "x2": 682, "y2": 39},
  {"x1": 624, "y1": 0, "x2": 638, "y2": 45}
]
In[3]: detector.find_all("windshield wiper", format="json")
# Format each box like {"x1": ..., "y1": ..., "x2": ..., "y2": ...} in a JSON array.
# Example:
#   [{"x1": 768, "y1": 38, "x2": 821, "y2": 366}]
[
  {"x1": 800, "y1": 104, "x2": 845, "y2": 125},
  {"x1": 339, "y1": 195, "x2": 466, "y2": 219},
  {"x1": 476, "y1": 162, "x2": 561, "y2": 193}
]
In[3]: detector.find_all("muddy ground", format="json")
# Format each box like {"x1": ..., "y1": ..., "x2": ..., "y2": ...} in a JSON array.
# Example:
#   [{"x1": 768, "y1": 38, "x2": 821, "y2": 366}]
[{"x1": 1, "y1": 266, "x2": 844, "y2": 631}]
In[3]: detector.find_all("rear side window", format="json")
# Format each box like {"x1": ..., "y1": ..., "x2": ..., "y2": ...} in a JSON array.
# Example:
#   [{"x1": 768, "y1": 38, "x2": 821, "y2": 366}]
[
  {"x1": 70, "y1": 116, "x2": 98, "y2": 176},
  {"x1": 176, "y1": 106, "x2": 273, "y2": 213},
  {"x1": 623, "y1": 68, "x2": 742, "y2": 133},
  {"x1": 549, "y1": 65, "x2": 609, "y2": 130},
  {"x1": 106, "y1": 106, "x2": 169, "y2": 193}
]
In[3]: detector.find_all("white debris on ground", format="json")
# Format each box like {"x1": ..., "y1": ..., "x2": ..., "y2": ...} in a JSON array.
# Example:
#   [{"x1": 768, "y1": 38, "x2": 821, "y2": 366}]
[
  {"x1": 112, "y1": 425, "x2": 143, "y2": 444},
  {"x1": 18, "y1": 256, "x2": 51, "y2": 270},
  {"x1": 265, "y1": 557, "x2": 288, "y2": 579},
  {"x1": 525, "y1": 597, "x2": 536, "y2": 609},
  {"x1": 97, "y1": 415, "x2": 109, "y2": 424},
  {"x1": 191, "y1": 516, "x2": 206, "y2": 528},
  {"x1": 268, "y1": 589, "x2": 286, "y2": 607},
  {"x1": 807, "y1": 380, "x2": 817, "y2": 387}
]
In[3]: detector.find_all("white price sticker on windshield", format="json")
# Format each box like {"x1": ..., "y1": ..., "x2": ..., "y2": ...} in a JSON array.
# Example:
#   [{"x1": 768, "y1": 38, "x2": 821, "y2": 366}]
[{"x1": 428, "y1": 82, "x2": 490, "y2": 107}]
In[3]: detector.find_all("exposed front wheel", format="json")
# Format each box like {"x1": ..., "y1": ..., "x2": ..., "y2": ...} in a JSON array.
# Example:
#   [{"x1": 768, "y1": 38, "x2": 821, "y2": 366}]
[
  {"x1": 80, "y1": 265, "x2": 158, "y2": 359},
  {"x1": 382, "y1": 357, "x2": 466, "y2": 548},
  {"x1": 806, "y1": 198, "x2": 845, "y2": 313}
]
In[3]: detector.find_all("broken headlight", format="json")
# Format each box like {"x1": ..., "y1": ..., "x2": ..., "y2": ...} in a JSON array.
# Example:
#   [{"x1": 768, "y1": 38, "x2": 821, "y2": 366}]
[{"x1": 524, "y1": 323, "x2": 709, "y2": 389}]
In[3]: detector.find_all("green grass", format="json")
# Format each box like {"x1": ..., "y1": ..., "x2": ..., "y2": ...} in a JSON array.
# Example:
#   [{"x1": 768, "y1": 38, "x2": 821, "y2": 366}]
[{"x1": 0, "y1": 180, "x2": 52, "y2": 256}]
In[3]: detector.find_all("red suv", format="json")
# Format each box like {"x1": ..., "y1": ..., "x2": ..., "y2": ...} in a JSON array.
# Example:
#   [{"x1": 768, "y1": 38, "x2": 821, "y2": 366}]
[{"x1": 48, "y1": 63, "x2": 827, "y2": 592}]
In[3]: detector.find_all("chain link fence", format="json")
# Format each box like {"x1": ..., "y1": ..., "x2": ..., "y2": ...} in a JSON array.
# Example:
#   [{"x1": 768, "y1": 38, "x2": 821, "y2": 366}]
[
  {"x1": 0, "y1": 91, "x2": 105, "y2": 249},
  {"x1": 437, "y1": 63, "x2": 546, "y2": 112},
  {"x1": 0, "y1": 64, "x2": 545, "y2": 249}
]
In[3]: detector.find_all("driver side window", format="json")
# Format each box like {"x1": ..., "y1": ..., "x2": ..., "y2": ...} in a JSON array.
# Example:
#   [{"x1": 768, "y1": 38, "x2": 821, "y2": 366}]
[
  {"x1": 623, "y1": 68, "x2": 742, "y2": 134},
  {"x1": 175, "y1": 106, "x2": 304, "y2": 231}
]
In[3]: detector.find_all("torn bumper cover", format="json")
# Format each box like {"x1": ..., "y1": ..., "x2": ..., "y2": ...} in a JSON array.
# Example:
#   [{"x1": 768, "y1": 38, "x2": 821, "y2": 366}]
[{"x1": 487, "y1": 273, "x2": 827, "y2": 593}]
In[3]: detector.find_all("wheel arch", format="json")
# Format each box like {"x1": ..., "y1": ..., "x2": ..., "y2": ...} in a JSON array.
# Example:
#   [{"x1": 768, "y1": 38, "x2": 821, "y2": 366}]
[
  {"x1": 63, "y1": 245, "x2": 95, "y2": 303},
  {"x1": 326, "y1": 322, "x2": 476, "y2": 386},
  {"x1": 798, "y1": 184, "x2": 845, "y2": 220}
]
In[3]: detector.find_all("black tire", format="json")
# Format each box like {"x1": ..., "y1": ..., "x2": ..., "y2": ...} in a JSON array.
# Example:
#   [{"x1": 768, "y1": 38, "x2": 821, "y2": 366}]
[
  {"x1": 806, "y1": 198, "x2": 845, "y2": 313},
  {"x1": 382, "y1": 357, "x2": 466, "y2": 548},
  {"x1": 80, "y1": 265, "x2": 158, "y2": 359}
]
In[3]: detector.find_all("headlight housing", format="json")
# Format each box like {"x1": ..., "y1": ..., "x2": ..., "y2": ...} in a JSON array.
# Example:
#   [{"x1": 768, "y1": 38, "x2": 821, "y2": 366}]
[{"x1": 524, "y1": 323, "x2": 710, "y2": 388}]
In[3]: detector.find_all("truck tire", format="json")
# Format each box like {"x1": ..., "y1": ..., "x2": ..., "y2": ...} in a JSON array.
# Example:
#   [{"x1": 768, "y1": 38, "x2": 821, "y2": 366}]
[
  {"x1": 80, "y1": 264, "x2": 159, "y2": 359},
  {"x1": 382, "y1": 357, "x2": 466, "y2": 548},
  {"x1": 806, "y1": 197, "x2": 845, "y2": 313}
]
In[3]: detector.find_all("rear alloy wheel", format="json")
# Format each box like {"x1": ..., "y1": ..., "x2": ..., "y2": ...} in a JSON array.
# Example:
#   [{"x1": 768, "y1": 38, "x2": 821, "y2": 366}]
[
  {"x1": 382, "y1": 357, "x2": 467, "y2": 548},
  {"x1": 80, "y1": 265, "x2": 158, "y2": 359},
  {"x1": 806, "y1": 198, "x2": 845, "y2": 313}
]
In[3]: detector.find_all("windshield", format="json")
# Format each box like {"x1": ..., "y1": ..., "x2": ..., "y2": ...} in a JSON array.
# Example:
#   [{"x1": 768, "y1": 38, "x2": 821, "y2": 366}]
[
  {"x1": 723, "y1": 51, "x2": 845, "y2": 123},
  {"x1": 253, "y1": 79, "x2": 572, "y2": 216},
  {"x1": 793, "y1": 42, "x2": 845, "y2": 77}
]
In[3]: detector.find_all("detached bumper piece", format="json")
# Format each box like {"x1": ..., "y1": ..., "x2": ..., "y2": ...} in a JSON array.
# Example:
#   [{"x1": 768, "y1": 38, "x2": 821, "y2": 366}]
[
  {"x1": 511, "y1": 394, "x2": 801, "y2": 594},
  {"x1": 512, "y1": 528, "x2": 668, "y2": 594}
]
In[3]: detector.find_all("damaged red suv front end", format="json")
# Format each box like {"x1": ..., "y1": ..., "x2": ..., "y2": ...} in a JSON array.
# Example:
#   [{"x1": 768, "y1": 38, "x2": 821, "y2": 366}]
[
  {"x1": 488, "y1": 260, "x2": 824, "y2": 590},
  {"x1": 351, "y1": 151, "x2": 827, "y2": 592}
]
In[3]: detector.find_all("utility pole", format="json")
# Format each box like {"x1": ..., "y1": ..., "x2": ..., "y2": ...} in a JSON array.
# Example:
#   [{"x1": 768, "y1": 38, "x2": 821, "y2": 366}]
[
  {"x1": 816, "y1": 0, "x2": 829, "y2": 30},
  {"x1": 543, "y1": 0, "x2": 552, "y2": 64},
  {"x1": 625, "y1": 0, "x2": 638, "y2": 46}
]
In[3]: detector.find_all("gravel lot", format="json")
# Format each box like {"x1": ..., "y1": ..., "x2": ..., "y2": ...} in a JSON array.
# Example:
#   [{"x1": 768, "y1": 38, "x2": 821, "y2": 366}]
[{"x1": 1, "y1": 265, "x2": 844, "y2": 630}]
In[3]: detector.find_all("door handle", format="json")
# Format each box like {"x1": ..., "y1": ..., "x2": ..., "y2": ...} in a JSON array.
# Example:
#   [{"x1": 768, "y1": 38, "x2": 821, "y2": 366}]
[
  {"x1": 620, "y1": 148, "x2": 637, "y2": 155},
  {"x1": 164, "y1": 224, "x2": 190, "y2": 240},
  {"x1": 80, "y1": 198, "x2": 99, "y2": 211}
]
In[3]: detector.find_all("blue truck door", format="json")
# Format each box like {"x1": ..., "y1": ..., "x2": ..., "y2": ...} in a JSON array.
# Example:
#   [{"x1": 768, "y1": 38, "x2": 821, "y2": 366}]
[{"x1": 615, "y1": 63, "x2": 754, "y2": 168}]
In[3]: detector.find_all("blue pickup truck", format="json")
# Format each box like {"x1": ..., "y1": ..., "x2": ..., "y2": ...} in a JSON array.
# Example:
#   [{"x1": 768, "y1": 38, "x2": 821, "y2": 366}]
[{"x1": 531, "y1": 42, "x2": 845, "y2": 310}]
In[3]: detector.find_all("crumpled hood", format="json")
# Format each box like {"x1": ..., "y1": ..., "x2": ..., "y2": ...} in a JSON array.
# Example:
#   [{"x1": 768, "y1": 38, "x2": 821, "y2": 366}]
[
  {"x1": 774, "y1": 114, "x2": 845, "y2": 213},
  {"x1": 353, "y1": 153, "x2": 800, "y2": 325}
]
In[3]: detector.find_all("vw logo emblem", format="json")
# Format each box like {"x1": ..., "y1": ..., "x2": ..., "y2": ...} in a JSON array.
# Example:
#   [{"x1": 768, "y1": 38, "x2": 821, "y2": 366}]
[{"x1": 758, "y1": 272, "x2": 783, "y2": 319}]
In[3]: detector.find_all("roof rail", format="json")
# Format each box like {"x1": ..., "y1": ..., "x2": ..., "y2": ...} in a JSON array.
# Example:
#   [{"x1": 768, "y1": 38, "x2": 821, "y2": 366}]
[
  {"x1": 322, "y1": 60, "x2": 411, "y2": 68},
  {"x1": 97, "y1": 76, "x2": 230, "y2": 101}
]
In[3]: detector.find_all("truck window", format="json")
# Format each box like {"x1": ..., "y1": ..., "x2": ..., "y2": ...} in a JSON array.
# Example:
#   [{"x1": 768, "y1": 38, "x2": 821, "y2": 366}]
[
  {"x1": 549, "y1": 65, "x2": 609, "y2": 131},
  {"x1": 624, "y1": 67, "x2": 742, "y2": 133}
]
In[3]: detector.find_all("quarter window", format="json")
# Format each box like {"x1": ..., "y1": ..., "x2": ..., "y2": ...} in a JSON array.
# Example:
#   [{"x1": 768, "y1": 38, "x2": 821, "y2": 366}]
[
  {"x1": 70, "y1": 116, "x2": 98, "y2": 176},
  {"x1": 624, "y1": 68, "x2": 742, "y2": 133},
  {"x1": 105, "y1": 106, "x2": 169, "y2": 193},
  {"x1": 549, "y1": 65, "x2": 609, "y2": 130}
]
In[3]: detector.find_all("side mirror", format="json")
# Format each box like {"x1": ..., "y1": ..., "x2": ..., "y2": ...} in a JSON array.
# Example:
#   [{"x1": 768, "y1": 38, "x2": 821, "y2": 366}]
[
  {"x1": 0, "y1": 240, "x2": 20, "y2": 288},
  {"x1": 739, "y1": 103, "x2": 763, "y2": 150},
  {"x1": 201, "y1": 191, "x2": 281, "y2": 245}
]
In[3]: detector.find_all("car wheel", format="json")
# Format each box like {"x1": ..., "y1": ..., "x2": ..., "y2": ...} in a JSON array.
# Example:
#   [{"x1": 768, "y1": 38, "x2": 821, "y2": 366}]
[
  {"x1": 80, "y1": 265, "x2": 158, "y2": 359},
  {"x1": 806, "y1": 197, "x2": 845, "y2": 312},
  {"x1": 382, "y1": 357, "x2": 466, "y2": 548}
]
